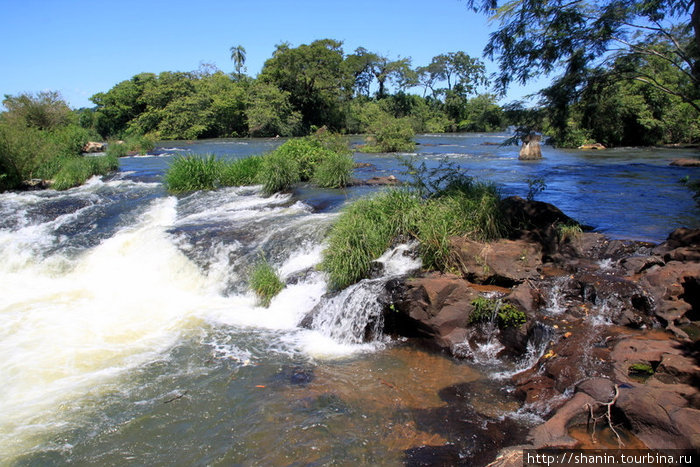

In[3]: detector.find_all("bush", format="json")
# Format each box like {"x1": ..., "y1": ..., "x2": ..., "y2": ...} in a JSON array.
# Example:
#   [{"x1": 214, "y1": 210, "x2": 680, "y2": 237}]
[
  {"x1": 249, "y1": 257, "x2": 284, "y2": 307},
  {"x1": 361, "y1": 116, "x2": 416, "y2": 153},
  {"x1": 312, "y1": 151, "x2": 354, "y2": 188},
  {"x1": 219, "y1": 155, "x2": 264, "y2": 186},
  {"x1": 165, "y1": 155, "x2": 223, "y2": 193}
]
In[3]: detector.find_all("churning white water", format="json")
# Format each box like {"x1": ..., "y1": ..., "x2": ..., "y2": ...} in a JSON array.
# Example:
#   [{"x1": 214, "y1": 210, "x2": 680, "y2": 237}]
[{"x1": 0, "y1": 181, "x2": 364, "y2": 459}]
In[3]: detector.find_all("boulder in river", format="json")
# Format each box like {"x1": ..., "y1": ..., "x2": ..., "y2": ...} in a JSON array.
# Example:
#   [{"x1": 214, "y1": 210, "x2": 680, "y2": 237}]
[{"x1": 519, "y1": 133, "x2": 542, "y2": 160}]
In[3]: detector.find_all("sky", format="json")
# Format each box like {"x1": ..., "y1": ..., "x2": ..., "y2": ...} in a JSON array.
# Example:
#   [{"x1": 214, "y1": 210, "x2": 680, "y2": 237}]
[{"x1": 0, "y1": 0, "x2": 553, "y2": 109}]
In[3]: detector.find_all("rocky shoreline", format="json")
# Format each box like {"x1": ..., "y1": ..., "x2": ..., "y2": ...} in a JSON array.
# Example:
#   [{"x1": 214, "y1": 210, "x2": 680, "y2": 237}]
[{"x1": 365, "y1": 196, "x2": 699, "y2": 463}]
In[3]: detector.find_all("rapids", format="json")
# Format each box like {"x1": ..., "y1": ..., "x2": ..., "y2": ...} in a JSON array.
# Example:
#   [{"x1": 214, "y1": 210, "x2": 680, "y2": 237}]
[{"x1": 0, "y1": 134, "x2": 698, "y2": 465}]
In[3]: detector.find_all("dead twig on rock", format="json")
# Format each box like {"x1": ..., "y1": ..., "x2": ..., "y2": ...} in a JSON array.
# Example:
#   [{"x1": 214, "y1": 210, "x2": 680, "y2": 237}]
[{"x1": 584, "y1": 383, "x2": 624, "y2": 447}]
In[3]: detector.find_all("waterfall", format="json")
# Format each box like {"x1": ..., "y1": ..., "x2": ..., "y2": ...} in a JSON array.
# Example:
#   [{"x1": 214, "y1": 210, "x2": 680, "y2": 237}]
[{"x1": 310, "y1": 242, "x2": 422, "y2": 345}]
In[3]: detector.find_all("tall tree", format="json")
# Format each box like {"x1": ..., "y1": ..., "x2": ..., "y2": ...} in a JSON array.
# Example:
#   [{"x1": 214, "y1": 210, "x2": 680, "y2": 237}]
[{"x1": 230, "y1": 44, "x2": 247, "y2": 79}]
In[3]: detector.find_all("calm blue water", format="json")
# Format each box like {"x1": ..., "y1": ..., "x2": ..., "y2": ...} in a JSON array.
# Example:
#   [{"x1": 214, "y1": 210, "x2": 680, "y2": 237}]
[{"x1": 138, "y1": 133, "x2": 700, "y2": 242}]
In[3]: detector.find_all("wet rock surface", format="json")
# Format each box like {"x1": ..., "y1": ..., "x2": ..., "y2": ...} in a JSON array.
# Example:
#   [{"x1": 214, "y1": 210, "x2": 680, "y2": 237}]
[{"x1": 381, "y1": 197, "x2": 700, "y2": 461}]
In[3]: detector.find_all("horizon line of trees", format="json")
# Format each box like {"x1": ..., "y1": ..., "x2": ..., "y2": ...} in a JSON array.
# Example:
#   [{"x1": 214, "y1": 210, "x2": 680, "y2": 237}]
[{"x1": 79, "y1": 39, "x2": 508, "y2": 143}]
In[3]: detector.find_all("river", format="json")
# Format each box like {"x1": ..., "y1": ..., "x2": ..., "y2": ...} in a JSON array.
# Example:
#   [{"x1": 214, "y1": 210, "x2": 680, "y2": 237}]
[{"x1": 0, "y1": 134, "x2": 698, "y2": 465}]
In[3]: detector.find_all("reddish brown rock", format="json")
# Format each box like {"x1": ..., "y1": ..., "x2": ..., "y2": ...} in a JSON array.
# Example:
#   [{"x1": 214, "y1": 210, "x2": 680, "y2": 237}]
[{"x1": 450, "y1": 237, "x2": 542, "y2": 284}]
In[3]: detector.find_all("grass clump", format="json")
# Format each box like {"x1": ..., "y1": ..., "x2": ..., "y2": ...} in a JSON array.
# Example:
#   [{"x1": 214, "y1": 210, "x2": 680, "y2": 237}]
[
  {"x1": 52, "y1": 154, "x2": 119, "y2": 191},
  {"x1": 165, "y1": 155, "x2": 223, "y2": 193},
  {"x1": 557, "y1": 223, "x2": 583, "y2": 242},
  {"x1": 321, "y1": 190, "x2": 421, "y2": 290},
  {"x1": 469, "y1": 296, "x2": 526, "y2": 328},
  {"x1": 313, "y1": 150, "x2": 354, "y2": 188},
  {"x1": 320, "y1": 175, "x2": 507, "y2": 290},
  {"x1": 259, "y1": 149, "x2": 301, "y2": 195},
  {"x1": 219, "y1": 155, "x2": 264, "y2": 186},
  {"x1": 162, "y1": 132, "x2": 354, "y2": 195},
  {"x1": 249, "y1": 257, "x2": 285, "y2": 307}
]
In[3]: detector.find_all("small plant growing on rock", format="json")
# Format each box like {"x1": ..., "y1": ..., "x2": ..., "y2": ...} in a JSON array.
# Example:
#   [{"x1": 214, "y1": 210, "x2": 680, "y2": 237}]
[
  {"x1": 249, "y1": 256, "x2": 284, "y2": 307},
  {"x1": 557, "y1": 223, "x2": 582, "y2": 242},
  {"x1": 628, "y1": 363, "x2": 654, "y2": 376},
  {"x1": 469, "y1": 296, "x2": 526, "y2": 328}
]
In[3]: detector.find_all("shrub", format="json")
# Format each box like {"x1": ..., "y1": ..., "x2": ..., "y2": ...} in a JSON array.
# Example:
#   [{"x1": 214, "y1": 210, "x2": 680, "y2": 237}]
[
  {"x1": 249, "y1": 257, "x2": 284, "y2": 307},
  {"x1": 106, "y1": 141, "x2": 129, "y2": 158},
  {"x1": 219, "y1": 155, "x2": 264, "y2": 186},
  {"x1": 361, "y1": 116, "x2": 416, "y2": 153},
  {"x1": 165, "y1": 155, "x2": 223, "y2": 193},
  {"x1": 312, "y1": 151, "x2": 354, "y2": 188},
  {"x1": 259, "y1": 148, "x2": 300, "y2": 195}
]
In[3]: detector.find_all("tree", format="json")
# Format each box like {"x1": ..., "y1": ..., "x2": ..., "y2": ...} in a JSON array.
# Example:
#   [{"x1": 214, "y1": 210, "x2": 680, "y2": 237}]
[
  {"x1": 344, "y1": 47, "x2": 380, "y2": 97},
  {"x1": 230, "y1": 44, "x2": 247, "y2": 79},
  {"x1": 466, "y1": 1, "x2": 699, "y2": 111},
  {"x1": 370, "y1": 56, "x2": 414, "y2": 98},
  {"x1": 259, "y1": 39, "x2": 352, "y2": 130}
]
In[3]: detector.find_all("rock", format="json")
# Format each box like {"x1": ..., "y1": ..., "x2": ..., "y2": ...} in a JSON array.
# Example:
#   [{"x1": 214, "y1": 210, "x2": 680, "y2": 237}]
[
  {"x1": 389, "y1": 273, "x2": 479, "y2": 350},
  {"x1": 616, "y1": 384, "x2": 700, "y2": 449},
  {"x1": 505, "y1": 281, "x2": 542, "y2": 317},
  {"x1": 640, "y1": 261, "x2": 700, "y2": 325},
  {"x1": 83, "y1": 141, "x2": 105, "y2": 153},
  {"x1": 578, "y1": 143, "x2": 606, "y2": 150},
  {"x1": 362, "y1": 175, "x2": 400, "y2": 186},
  {"x1": 528, "y1": 392, "x2": 595, "y2": 448},
  {"x1": 576, "y1": 377, "x2": 616, "y2": 402},
  {"x1": 519, "y1": 132, "x2": 542, "y2": 160},
  {"x1": 656, "y1": 352, "x2": 700, "y2": 385},
  {"x1": 670, "y1": 158, "x2": 700, "y2": 167},
  {"x1": 450, "y1": 237, "x2": 543, "y2": 285}
]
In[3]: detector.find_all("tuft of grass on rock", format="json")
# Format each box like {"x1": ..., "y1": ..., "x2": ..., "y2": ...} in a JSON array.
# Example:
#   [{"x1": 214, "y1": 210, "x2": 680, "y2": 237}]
[
  {"x1": 312, "y1": 151, "x2": 354, "y2": 188},
  {"x1": 259, "y1": 149, "x2": 301, "y2": 195},
  {"x1": 164, "y1": 154, "x2": 223, "y2": 193},
  {"x1": 52, "y1": 154, "x2": 119, "y2": 191},
  {"x1": 219, "y1": 155, "x2": 264, "y2": 186},
  {"x1": 249, "y1": 257, "x2": 285, "y2": 307},
  {"x1": 320, "y1": 176, "x2": 507, "y2": 291}
]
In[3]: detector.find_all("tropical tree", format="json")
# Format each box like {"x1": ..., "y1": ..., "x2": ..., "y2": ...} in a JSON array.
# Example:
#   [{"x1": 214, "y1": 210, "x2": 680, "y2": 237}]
[{"x1": 230, "y1": 44, "x2": 247, "y2": 79}]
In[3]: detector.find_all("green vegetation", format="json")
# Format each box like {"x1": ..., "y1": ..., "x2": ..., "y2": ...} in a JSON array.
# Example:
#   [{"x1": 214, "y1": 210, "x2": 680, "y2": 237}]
[
  {"x1": 628, "y1": 363, "x2": 654, "y2": 376},
  {"x1": 163, "y1": 133, "x2": 354, "y2": 195},
  {"x1": 219, "y1": 155, "x2": 264, "y2": 186},
  {"x1": 320, "y1": 174, "x2": 506, "y2": 290},
  {"x1": 249, "y1": 256, "x2": 285, "y2": 307},
  {"x1": 465, "y1": 1, "x2": 699, "y2": 147},
  {"x1": 164, "y1": 155, "x2": 223, "y2": 193},
  {"x1": 361, "y1": 115, "x2": 416, "y2": 153},
  {"x1": 312, "y1": 150, "x2": 354, "y2": 188},
  {"x1": 557, "y1": 223, "x2": 583, "y2": 243},
  {"x1": 259, "y1": 149, "x2": 301, "y2": 195},
  {"x1": 0, "y1": 92, "x2": 117, "y2": 192},
  {"x1": 469, "y1": 296, "x2": 526, "y2": 328}
]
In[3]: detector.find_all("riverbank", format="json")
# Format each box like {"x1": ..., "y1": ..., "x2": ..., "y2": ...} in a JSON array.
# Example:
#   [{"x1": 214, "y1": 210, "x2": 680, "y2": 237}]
[{"x1": 358, "y1": 196, "x2": 700, "y2": 462}]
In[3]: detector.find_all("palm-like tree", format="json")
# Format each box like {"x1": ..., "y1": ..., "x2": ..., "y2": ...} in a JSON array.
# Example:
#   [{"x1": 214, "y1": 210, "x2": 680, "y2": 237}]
[{"x1": 230, "y1": 45, "x2": 246, "y2": 79}]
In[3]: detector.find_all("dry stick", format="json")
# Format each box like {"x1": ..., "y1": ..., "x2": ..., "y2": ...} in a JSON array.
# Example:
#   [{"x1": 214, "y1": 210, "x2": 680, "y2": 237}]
[{"x1": 584, "y1": 384, "x2": 623, "y2": 447}]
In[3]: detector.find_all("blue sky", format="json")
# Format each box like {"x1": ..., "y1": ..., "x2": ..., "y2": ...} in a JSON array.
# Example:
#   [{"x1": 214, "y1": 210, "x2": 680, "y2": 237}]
[{"x1": 0, "y1": 0, "x2": 552, "y2": 109}]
